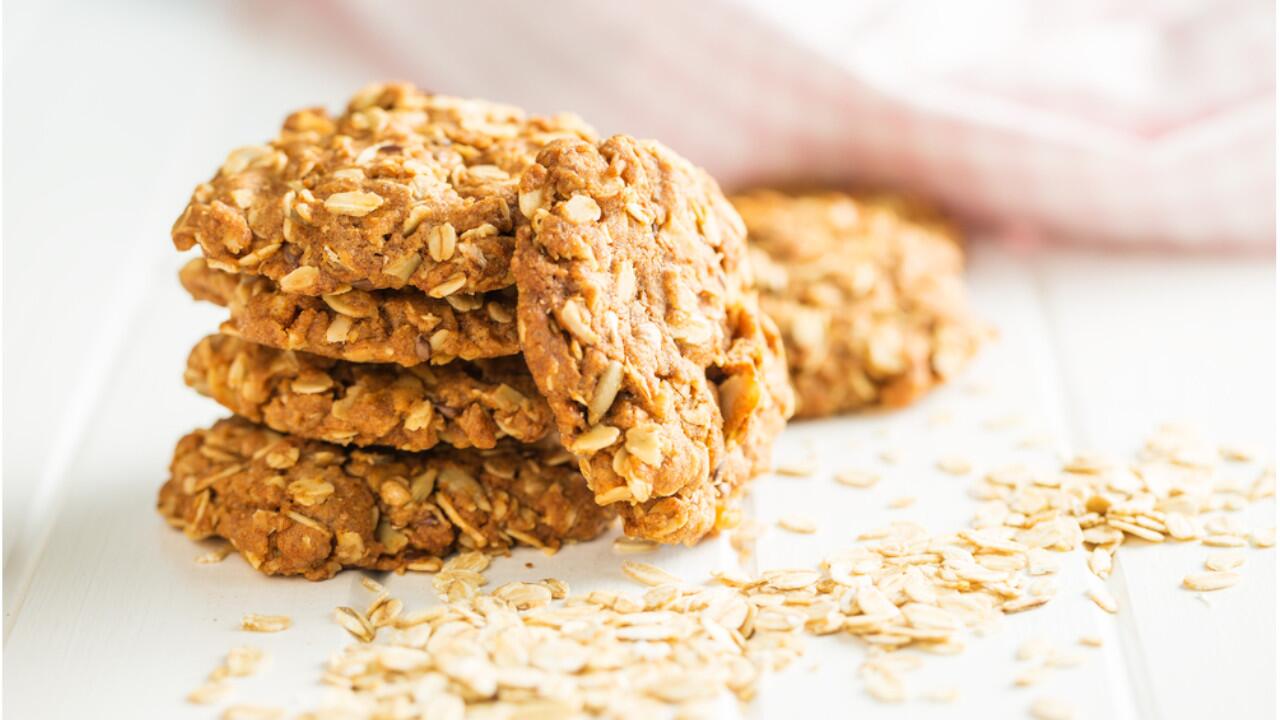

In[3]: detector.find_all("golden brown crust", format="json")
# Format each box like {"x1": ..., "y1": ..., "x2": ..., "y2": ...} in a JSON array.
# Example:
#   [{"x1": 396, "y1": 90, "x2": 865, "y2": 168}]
[
  {"x1": 734, "y1": 190, "x2": 984, "y2": 418},
  {"x1": 158, "y1": 416, "x2": 613, "y2": 579},
  {"x1": 185, "y1": 334, "x2": 553, "y2": 452},
  {"x1": 513, "y1": 136, "x2": 793, "y2": 545},
  {"x1": 171, "y1": 83, "x2": 596, "y2": 298},
  {"x1": 179, "y1": 258, "x2": 519, "y2": 366}
]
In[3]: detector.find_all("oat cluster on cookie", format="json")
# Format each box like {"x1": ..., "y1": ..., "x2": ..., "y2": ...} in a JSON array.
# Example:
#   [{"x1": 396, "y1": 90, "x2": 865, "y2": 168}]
[{"x1": 164, "y1": 83, "x2": 793, "y2": 578}]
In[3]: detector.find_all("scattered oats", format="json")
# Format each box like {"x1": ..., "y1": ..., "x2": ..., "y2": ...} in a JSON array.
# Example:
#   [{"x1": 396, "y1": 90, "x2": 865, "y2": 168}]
[
  {"x1": 1249, "y1": 527, "x2": 1275, "y2": 548},
  {"x1": 878, "y1": 448, "x2": 902, "y2": 464},
  {"x1": 1028, "y1": 577, "x2": 1059, "y2": 597},
  {"x1": 443, "y1": 550, "x2": 491, "y2": 574},
  {"x1": 494, "y1": 582, "x2": 554, "y2": 610},
  {"x1": 1087, "y1": 547, "x2": 1113, "y2": 579},
  {"x1": 902, "y1": 603, "x2": 962, "y2": 632},
  {"x1": 710, "y1": 568, "x2": 753, "y2": 587},
  {"x1": 432, "y1": 567, "x2": 486, "y2": 602},
  {"x1": 241, "y1": 614, "x2": 291, "y2": 633},
  {"x1": 1108, "y1": 519, "x2": 1164, "y2": 543},
  {"x1": 540, "y1": 578, "x2": 571, "y2": 600},
  {"x1": 1027, "y1": 550, "x2": 1059, "y2": 576},
  {"x1": 406, "y1": 556, "x2": 443, "y2": 573},
  {"x1": 360, "y1": 577, "x2": 386, "y2": 595},
  {"x1": 1030, "y1": 697, "x2": 1075, "y2": 720},
  {"x1": 1004, "y1": 595, "x2": 1052, "y2": 613},
  {"x1": 1017, "y1": 434, "x2": 1057, "y2": 451},
  {"x1": 1218, "y1": 444, "x2": 1256, "y2": 462},
  {"x1": 612, "y1": 536, "x2": 659, "y2": 554},
  {"x1": 221, "y1": 706, "x2": 284, "y2": 720},
  {"x1": 367, "y1": 595, "x2": 403, "y2": 627},
  {"x1": 936, "y1": 455, "x2": 972, "y2": 475},
  {"x1": 777, "y1": 514, "x2": 817, "y2": 534},
  {"x1": 334, "y1": 606, "x2": 376, "y2": 642},
  {"x1": 730, "y1": 518, "x2": 761, "y2": 560},
  {"x1": 1062, "y1": 452, "x2": 1114, "y2": 475},
  {"x1": 1182, "y1": 571, "x2": 1240, "y2": 592},
  {"x1": 887, "y1": 496, "x2": 917, "y2": 509},
  {"x1": 985, "y1": 413, "x2": 1025, "y2": 430},
  {"x1": 1202, "y1": 534, "x2": 1247, "y2": 548},
  {"x1": 1013, "y1": 666, "x2": 1044, "y2": 687},
  {"x1": 242, "y1": 420, "x2": 1268, "y2": 719},
  {"x1": 224, "y1": 647, "x2": 266, "y2": 677},
  {"x1": 834, "y1": 469, "x2": 879, "y2": 488},
  {"x1": 1250, "y1": 467, "x2": 1275, "y2": 500},
  {"x1": 774, "y1": 458, "x2": 817, "y2": 477},
  {"x1": 1204, "y1": 515, "x2": 1247, "y2": 536},
  {"x1": 862, "y1": 666, "x2": 906, "y2": 703},
  {"x1": 195, "y1": 544, "x2": 233, "y2": 564},
  {"x1": 187, "y1": 680, "x2": 230, "y2": 705},
  {"x1": 1204, "y1": 552, "x2": 1245, "y2": 572},
  {"x1": 1017, "y1": 637, "x2": 1053, "y2": 662},
  {"x1": 1164, "y1": 512, "x2": 1199, "y2": 541},
  {"x1": 764, "y1": 569, "x2": 821, "y2": 591},
  {"x1": 621, "y1": 561, "x2": 682, "y2": 587},
  {"x1": 924, "y1": 687, "x2": 960, "y2": 704},
  {"x1": 1046, "y1": 649, "x2": 1085, "y2": 668},
  {"x1": 1087, "y1": 588, "x2": 1118, "y2": 614}
]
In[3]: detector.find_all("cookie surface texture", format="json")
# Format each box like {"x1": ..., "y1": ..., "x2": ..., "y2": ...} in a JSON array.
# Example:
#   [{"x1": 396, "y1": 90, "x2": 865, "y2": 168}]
[
  {"x1": 159, "y1": 417, "x2": 612, "y2": 579},
  {"x1": 514, "y1": 136, "x2": 792, "y2": 544}
]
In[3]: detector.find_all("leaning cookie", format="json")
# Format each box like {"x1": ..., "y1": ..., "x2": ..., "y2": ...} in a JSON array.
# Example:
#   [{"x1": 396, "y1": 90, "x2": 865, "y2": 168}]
[
  {"x1": 185, "y1": 334, "x2": 553, "y2": 451},
  {"x1": 733, "y1": 190, "x2": 984, "y2": 418},
  {"x1": 180, "y1": 258, "x2": 520, "y2": 367},
  {"x1": 159, "y1": 416, "x2": 613, "y2": 579},
  {"x1": 171, "y1": 83, "x2": 596, "y2": 298},
  {"x1": 514, "y1": 136, "x2": 794, "y2": 545}
]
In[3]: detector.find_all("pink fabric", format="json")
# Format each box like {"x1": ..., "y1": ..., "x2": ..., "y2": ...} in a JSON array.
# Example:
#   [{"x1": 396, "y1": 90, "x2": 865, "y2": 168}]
[{"x1": 267, "y1": 0, "x2": 1274, "y2": 249}]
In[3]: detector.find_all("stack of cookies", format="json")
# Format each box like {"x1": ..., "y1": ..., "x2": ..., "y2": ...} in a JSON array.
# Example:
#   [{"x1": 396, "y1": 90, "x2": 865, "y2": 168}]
[
  {"x1": 161, "y1": 84, "x2": 793, "y2": 579},
  {"x1": 733, "y1": 191, "x2": 984, "y2": 418}
]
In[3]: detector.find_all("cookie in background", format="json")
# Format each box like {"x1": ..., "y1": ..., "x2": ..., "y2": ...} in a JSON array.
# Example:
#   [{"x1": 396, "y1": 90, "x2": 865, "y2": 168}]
[{"x1": 734, "y1": 190, "x2": 987, "y2": 418}]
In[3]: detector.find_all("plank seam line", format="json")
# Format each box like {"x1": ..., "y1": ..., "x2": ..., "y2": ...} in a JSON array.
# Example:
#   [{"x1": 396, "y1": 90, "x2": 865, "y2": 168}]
[
  {"x1": 2, "y1": 247, "x2": 157, "y2": 641},
  {"x1": 1027, "y1": 253, "x2": 1157, "y2": 720}
]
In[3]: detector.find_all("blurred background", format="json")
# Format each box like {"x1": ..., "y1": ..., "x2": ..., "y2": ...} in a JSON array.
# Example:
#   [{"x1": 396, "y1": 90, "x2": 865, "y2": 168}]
[{"x1": 2, "y1": 0, "x2": 1275, "y2": 565}]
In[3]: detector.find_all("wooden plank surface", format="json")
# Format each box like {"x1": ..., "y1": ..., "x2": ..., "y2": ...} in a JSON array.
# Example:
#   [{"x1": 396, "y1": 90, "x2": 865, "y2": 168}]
[{"x1": 1032, "y1": 250, "x2": 1276, "y2": 720}]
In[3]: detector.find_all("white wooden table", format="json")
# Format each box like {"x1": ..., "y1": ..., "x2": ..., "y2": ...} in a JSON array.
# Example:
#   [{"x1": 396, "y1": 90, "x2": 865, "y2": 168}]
[
  {"x1": 3, "y1": 2, "x2": 1275, "y2": 718},
  {"x1": 3, "y1": 241, "x2": 1274, "y2": 719}
]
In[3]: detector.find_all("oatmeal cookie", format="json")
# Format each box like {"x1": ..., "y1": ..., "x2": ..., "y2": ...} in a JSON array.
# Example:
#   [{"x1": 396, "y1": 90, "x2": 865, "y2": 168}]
[
  {"x1": 159, "y1": 416, "x2": 613, "y2": 579},
  {"x1": 185, "y1": 334, "x2": 552, "y2": 452},
  {"x1": 514, "y1": 136, "x2": 793, "y2": 544},
  {"x1": 180, "y1": 257, "x2": 519, "y2": 366},
  {"x1": 171, "y1": 83, "x2": 596, "y2": 298},
  {"x1": 733, "y1": 190, "x2": 984, "y2": 417}
]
